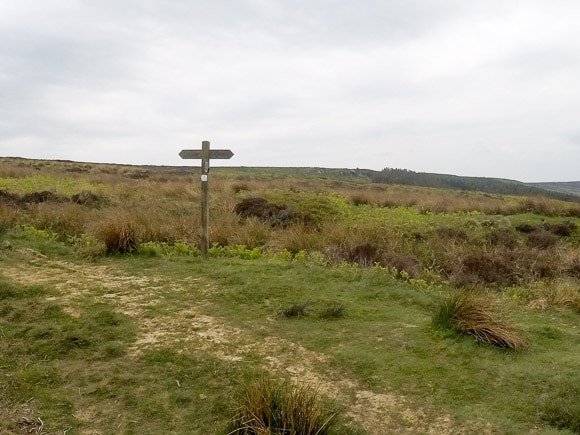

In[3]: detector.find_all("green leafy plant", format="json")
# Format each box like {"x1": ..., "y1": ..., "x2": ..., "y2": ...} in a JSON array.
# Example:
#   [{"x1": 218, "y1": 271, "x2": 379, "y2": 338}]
[{"x1": 209, "y1": 244, "x2": 262, "y2": 260}]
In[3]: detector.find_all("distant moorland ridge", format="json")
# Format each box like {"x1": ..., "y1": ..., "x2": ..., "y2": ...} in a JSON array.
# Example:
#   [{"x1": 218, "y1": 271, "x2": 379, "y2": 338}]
[
  {"x1": 2, "y1": 157, "x2": 579, "y2": 202},
  {"x1": 528, "y1": 181, "x2": 580, "y2": 198}
]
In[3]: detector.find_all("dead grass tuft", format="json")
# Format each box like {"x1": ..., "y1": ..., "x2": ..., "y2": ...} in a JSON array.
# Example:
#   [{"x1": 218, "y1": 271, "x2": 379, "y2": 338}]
[
  {"x1": 90, "y1": 211, "x2": 138, "y2": 254},
  {"x1": 433, "y1": 292, "x2": 527, "y2": 350},
  {"x1": 278, "y1": 302, "x2": 310, "y2": 318},
  {"x1": 227, "y1": 375, "x2": 340, "y2": 435}
]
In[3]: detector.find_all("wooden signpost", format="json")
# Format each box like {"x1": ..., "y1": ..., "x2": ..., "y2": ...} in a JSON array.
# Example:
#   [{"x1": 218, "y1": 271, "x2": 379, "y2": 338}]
[{"x1": 179, "y1": 141, "x2": 234, "y2": 257}]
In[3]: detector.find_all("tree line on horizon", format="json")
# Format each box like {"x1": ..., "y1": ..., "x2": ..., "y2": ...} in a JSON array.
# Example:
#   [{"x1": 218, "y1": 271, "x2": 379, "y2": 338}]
[{"x1": 367, "y1": 167, "x2": 579, "y2": 202}]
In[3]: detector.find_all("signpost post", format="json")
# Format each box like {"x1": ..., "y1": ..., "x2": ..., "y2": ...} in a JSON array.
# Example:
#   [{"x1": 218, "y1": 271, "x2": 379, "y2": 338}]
[{"x1": 179, "y1": 141, "x2": 234, "y2": 257}]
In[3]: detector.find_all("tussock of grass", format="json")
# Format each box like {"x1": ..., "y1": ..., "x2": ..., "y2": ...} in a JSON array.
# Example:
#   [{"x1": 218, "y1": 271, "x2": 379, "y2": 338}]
[
  {"x1": 523, "y1": 281, "x2": 580, "y2": 313},
  {"x1": 91, "y1": 212, "x2": 137, "y2": 254},
  {"x1": 433, "y1": 293, "x2": 527, "y2": 350},
  {"x1": 227, "y1": 375, "x2": 340, "y2": 434},
  {"x1": 278, "y1": 302, "x2": 310, "y2": 318},
  {"x1": 318, "y1": 303, "x2": 345, "y2": 319}
]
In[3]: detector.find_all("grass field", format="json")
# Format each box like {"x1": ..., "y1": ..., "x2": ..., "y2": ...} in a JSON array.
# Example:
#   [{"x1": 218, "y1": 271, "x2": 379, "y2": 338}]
[{"x1": 0, "y1": 157, "x2": 579, "y2": 434}]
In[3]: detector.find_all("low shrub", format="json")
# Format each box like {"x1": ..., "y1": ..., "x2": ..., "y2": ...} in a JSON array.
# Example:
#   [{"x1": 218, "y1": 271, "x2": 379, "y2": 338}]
[
  {"x1": 226, "y1": 375, "x2": 340, "y2": 434},
  {"x1": 234, "y1": 197, "x2": 294, "y2": 226},
  {"x1": 488, "y1": 227, "x2": 519, "y2": 249},
  {"x1": 433, "y1": 292, "x2": 527, "y2": 350},
  {"x1": 452, "y1": 251, "x2": 519, "y2": 287},
  {"x1": 543, "y1": 221, "x2": 577, "y2": 237},
  {"x1": 527, "y1": 230, "x2": 559, "y2": 249}
]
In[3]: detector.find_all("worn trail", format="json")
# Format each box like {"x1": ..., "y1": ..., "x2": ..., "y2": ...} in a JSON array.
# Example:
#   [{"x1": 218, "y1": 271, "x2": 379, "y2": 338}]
[{"x1": 3, "y1": 249, "x2": 469, "y2": 434}]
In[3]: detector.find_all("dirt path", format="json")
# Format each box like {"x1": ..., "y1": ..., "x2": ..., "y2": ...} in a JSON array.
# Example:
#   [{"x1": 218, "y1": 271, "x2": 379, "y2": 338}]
[{"x1": 3, "y1": 249, "x2": 473, "y2": 434}]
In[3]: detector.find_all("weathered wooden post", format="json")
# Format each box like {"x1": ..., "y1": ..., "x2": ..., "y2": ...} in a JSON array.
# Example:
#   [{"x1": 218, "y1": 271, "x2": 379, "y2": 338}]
[{"x1": 179, "y1": 141, "x2": 234, "y2": 257}]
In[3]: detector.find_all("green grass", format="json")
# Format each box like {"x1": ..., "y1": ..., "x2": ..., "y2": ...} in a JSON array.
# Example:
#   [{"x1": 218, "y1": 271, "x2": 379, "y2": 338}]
[
  {"x1": 111, "y1": 254, "x2": 579, "y2": 433},
  {"x1": 0, "y1": 175, "x2": 102, "y2": 195},
  {"x1": 1, "y1": 232, "x2": 579, "y2": 433},
  {"x1": 0, "y1": 157, "x2": 579, "y2": 433}
]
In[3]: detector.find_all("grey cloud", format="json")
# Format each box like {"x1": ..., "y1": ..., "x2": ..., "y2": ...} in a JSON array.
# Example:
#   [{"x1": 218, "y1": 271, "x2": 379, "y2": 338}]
[{"x1": 1, "y1": 1, "x2": 580, "y2": 181}]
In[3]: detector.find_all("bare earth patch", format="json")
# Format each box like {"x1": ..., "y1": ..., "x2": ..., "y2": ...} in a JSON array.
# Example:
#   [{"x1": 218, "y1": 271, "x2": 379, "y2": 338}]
[{"x1": 2, "y1": 251, "x2": 468, "y2": 434}]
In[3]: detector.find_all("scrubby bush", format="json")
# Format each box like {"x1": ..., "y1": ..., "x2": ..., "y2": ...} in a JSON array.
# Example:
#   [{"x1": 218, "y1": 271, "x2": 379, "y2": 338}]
[
  {"x1": 234, "y1": 197, "x2": 295, "y2": 226},
  {"x1": 488, "y1": 227, "x2": 519, "y2": 249},
  {"x1": 527, "y1": 230, "x2": 559, "y2": 249}
]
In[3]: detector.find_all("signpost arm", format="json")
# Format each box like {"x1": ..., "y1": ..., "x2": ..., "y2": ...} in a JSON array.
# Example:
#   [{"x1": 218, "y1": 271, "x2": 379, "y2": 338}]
[{"x1": 200, "y1": 141, "x2": 210, "y2": 257}]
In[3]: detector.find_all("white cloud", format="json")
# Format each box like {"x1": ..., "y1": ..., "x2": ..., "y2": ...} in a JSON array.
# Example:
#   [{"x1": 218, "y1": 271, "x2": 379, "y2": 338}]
[{"x1": 1, "y1": 0, "x2": 579, "y2": 181}]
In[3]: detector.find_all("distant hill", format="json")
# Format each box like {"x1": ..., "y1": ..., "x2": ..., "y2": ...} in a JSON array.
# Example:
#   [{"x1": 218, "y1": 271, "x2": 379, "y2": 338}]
[
  {"x1": 1, "y1": 157, "x2": 578, "y2": 203},
  {"x1": 222, "y1": 166, "x2": 579, "y2": 203},
  {"x1": 527, "y1": 181, "x2": 580, "y2": 198},
  {"x1": 362, "y1": 168, "x2": 580, "y2": 203}
]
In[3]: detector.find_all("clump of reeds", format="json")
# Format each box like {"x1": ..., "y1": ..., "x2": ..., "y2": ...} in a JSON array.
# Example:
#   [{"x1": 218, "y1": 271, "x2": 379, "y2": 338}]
[
  {"x1": 90, "y1": 211, "x2": 137, "y2": 254},
  {"x1": 278, "y1": 302, "x2": 310, "y2": 318},
  {"x1": 433, "y1": 292, "x2": 527, "y2": 350},
  {"x1": 226, "y1": 375, "x2": 340, "y2": 434},
  {"x1": 318, "y1": 303, "x2": 345, "y2": 320}
]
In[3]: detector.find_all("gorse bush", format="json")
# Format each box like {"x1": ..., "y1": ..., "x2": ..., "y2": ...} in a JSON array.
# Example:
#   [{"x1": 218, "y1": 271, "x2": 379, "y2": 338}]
[
  {"x1": 433, "y1": 292, "x2": 527, "y2": 350},
  {"x1": 226, "y1": 375, "x2": 340, "y2": 434}
]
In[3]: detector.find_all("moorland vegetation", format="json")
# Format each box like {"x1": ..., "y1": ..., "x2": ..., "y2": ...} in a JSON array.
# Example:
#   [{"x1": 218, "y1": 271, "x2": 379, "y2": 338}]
[{"x1": 0, "y1": 157, "x2": 578, "y2": 433}]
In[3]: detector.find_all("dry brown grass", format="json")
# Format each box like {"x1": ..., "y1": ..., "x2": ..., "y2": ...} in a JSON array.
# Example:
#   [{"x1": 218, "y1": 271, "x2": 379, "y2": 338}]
[
  {"x1": 226, "y1": 375, "x2": 340, "y2": 434},
  {"x1": 89, "y1": 210, "x2": 138, "y2": 254},
  {"x1": 0, "y1": 204, "x2": 18, "y2": 232},
  {"x1": 433, "y1": 292, "x2": 528, "y2": 350},
  {"x1": 524, "y1": 280, "x2": 580, "y2": 313},
  {"x1": 1, "y1": 158, "x2": 578, "y2": 294}
]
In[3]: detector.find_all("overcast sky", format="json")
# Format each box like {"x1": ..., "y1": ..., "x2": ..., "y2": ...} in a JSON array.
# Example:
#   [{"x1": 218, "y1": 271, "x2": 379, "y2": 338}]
[{"x1": 1, "y1": 1, "x2": 579, "y2": 182}]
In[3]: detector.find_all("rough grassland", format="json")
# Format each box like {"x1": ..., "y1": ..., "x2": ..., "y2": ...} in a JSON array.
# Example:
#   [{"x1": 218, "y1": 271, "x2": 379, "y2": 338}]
[
  {"x1": 0, "y1": 158, "x2": 579, "y2": 433},
  {"x1": 1, "y1": 238, "x2": 578, "y2": 433}
]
